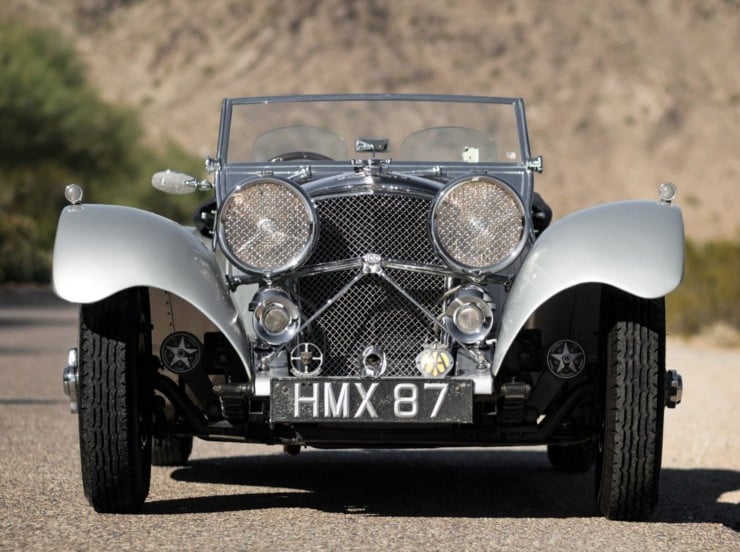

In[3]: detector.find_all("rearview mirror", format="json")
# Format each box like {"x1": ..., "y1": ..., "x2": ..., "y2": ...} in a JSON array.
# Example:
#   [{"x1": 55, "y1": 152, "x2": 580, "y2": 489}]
[{"x1": 152, "y1": 170, "x2": 212, "y2": 194}]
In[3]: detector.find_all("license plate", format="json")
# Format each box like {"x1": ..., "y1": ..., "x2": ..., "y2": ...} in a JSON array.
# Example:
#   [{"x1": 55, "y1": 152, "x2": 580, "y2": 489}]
[{"x1": 270, "y1": 378, "x2": 473, "y2": 423}]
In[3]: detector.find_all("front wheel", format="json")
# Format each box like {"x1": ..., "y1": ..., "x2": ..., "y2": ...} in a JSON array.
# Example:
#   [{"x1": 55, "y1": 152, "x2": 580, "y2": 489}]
[
  {"x1": 77, "y1": 289, "x2": 153, "y2": 513},
  {"x1": 595, "y1": 288, "x2": 665, "y2": 520}
]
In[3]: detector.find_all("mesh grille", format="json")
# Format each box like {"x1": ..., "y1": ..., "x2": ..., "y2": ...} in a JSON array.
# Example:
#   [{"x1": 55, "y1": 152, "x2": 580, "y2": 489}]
[
  {"x1": 306, "y1": 193, "x2": 443, "y2": 265},
  {"x1": 298, "y1": 193, "x2": 446, "y2": 377},
  {"x1": 299, "y1": 269, "x2": 444, "y2": 377}
]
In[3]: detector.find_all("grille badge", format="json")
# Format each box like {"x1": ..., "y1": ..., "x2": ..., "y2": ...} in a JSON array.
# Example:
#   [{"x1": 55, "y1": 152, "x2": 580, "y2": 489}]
[
  {"x1": 290, "y1": 343, "x2": 324, "y2": 377},
  {"x1": 415, "y1": 345, "x2": 454, "y2": 378}
]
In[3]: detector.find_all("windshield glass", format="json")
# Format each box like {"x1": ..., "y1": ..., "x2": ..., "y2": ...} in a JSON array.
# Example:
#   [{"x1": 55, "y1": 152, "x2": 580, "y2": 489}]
[{"x1": 224, "y1": 96, "x2": 524, "y2": 165}]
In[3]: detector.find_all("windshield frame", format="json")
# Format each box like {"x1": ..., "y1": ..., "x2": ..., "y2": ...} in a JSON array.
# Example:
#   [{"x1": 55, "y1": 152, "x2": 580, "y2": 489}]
[{"x1": 217, "y1": 94, "x2": 534, "y2": 169}]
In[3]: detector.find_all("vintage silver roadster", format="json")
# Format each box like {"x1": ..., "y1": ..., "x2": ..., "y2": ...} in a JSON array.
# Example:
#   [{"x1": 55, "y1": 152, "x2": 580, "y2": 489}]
[{"x1": 54, "y1": 94, "x2": 684, "y2": 519}]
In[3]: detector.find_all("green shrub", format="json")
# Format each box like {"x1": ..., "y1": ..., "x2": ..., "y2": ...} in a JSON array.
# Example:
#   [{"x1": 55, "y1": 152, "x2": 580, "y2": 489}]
[
  {"x1": 0, "y1": 214, "x2": 50, "y2": 282},
  {"x1": 667, "y1": 240, "x2": 740, "y2": 335},
  {"x1": 0, "y1": 23, "x2": 201, "y2": 283}
]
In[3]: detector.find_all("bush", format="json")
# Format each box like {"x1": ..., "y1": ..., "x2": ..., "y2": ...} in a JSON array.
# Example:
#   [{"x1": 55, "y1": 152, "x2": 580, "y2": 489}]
[
  {"x1": 0, "y1": 23, "x2": 201, "y2": 283},
  {"x1": 0, "y1": 214, "x2": 50, "y2": 282}
]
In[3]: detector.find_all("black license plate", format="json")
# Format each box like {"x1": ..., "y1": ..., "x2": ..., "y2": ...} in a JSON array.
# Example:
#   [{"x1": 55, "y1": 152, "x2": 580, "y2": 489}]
[{"x1": 270, "y1": 378, "x2": 473, "y2": 423}]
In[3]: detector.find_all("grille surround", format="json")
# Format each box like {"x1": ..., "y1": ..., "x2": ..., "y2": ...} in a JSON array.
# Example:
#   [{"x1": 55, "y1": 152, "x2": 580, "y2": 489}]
[{"x1": 297, "y1": 192, "x2": 445, "y2": 377}]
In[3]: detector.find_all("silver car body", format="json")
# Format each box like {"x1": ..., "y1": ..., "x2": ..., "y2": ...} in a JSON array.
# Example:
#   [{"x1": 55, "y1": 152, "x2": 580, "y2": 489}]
[
  {"x1": 55, "y1": 94, "x2": 686, "y2": 520},
  {"x1": 54, "y1": 93, "x2": 684, "y2": 412},
  {"x1": 53, "y1": 198, "x2": 684, "y2": 380},
  {"x1": 53, "y1": 95, "x2": 684, "y2": 389},
  {"x1": 53, "y1": 204, "x2": 253, "y2": 374}
]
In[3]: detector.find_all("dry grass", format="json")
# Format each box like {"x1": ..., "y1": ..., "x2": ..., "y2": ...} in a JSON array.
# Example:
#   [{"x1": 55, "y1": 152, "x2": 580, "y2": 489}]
[{"x1": 667, "y1": 240, "x2": 740, "y2": 338}]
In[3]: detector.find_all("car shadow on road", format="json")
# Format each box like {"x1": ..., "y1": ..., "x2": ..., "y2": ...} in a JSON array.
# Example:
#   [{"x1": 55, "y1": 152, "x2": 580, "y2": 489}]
[{"x1": 145, "y1": 449, "x2": 739, "y2": 528}]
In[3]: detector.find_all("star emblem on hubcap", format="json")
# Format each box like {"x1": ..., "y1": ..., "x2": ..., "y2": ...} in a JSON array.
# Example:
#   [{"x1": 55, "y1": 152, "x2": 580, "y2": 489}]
[
  {"x1": 547, "y1": 339, "x2": 586, "y2": 379},
  {"x1": 160, "y1": 332, "x2": 201, "y2": 373}
]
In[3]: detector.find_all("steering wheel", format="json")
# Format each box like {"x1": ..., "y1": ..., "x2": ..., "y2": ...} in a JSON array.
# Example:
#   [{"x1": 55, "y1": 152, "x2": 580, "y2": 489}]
[{"x1": 269, "y1": 151, "x2": 334, "y2": 162}]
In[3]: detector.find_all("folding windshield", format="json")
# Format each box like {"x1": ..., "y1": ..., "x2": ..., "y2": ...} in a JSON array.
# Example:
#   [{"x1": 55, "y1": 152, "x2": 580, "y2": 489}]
[{"x1": 221, "y1": 95, "x2": 528, "y2": 165}]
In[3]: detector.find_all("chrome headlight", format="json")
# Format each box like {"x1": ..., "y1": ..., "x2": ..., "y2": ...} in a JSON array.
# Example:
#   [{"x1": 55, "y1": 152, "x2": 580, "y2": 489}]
[
  {"x1": 219, "y1": 177, "x2": 317, "y2": 275},
  {"x1": 432, "y1": 176, "x2": 526, "y2": 273}
]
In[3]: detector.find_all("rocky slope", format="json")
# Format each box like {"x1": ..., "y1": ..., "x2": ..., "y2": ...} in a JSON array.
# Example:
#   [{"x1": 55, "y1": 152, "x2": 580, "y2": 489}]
[{"x1": 3, "y1": 0, "x2": 738, "y2": 241}]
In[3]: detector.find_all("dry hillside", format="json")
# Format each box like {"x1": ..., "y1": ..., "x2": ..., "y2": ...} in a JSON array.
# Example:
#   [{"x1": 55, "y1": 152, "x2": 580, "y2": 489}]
[{"x1": 3, "y1": 0, "x2": 739, "y2": 241}]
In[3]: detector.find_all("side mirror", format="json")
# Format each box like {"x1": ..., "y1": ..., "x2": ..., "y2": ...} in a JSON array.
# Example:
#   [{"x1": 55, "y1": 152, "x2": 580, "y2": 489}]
[{"x1": 152, "y1": 170, "x2": 213, "y2": 194}]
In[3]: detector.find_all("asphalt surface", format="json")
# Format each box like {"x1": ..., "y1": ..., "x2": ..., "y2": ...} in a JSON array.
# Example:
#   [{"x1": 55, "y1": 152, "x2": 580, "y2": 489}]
[{"x1": 0, "y1": 288, "x2": 738, "y2": 551}]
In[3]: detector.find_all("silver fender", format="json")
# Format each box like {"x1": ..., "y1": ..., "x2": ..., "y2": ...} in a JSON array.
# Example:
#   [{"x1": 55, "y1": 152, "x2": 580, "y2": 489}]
[
  {"x1": 492, "y1": 200, "x2": 684, "y2": 374},
  {"x1": 53, "y1": 204, "x2": 251, "y2": 379}
]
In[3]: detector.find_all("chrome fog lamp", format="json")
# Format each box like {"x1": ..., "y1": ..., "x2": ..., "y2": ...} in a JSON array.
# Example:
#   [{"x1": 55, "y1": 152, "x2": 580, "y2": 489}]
[
  {"x1": 219, "y1": 177, "x2": 317, "y2": 275},
  {"x1": 432, "y1": 176, "x2": 526, "y2": 273},
  {"x1": 251, "y1": 287, "x2": 301, "y2": 345},
  {"x1": 444, "y1": 286, "x2": 494, "y2": 344}
]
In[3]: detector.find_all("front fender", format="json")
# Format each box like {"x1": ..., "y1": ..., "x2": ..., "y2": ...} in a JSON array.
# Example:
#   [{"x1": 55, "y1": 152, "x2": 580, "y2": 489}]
[
  {"x1": 492, "y1": 200, "x2": 684, "y2": 374},
  {"x1": 52, "y1": 204, "x2": 251, "y2": 379}
]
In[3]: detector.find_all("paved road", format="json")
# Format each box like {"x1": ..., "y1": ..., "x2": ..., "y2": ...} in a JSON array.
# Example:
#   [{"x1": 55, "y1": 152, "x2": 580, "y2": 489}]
[{"x1": 1, "y1": 289, "x2": 738, "y2": 551}]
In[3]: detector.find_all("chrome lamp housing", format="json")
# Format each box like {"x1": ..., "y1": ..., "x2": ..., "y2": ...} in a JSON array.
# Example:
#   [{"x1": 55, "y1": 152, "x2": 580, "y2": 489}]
[
  {"x1": 443, "y1": 285, "x2": 495, "y2": 344},
  {"x1": 431, "y1": 175, "x2": 527, "y2": 274},
  {"x1": 250, "y1": 287, "x2": 301, "y2": 345},
  {"x1": 218, "y1": 176, "x2": 317, "y2": 276}
]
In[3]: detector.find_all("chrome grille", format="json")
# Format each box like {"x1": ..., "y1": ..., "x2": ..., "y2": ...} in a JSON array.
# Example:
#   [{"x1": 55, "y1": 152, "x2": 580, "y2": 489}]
[
  {"x1": 299, "y1": 269, "x2": 445, "y2": 377},
  {"x1": 306, "y1": 193, "x2": 443, "y2": 265},
  {"x1": 298, "y1": 193, "x2": 446, "y2": 377}
]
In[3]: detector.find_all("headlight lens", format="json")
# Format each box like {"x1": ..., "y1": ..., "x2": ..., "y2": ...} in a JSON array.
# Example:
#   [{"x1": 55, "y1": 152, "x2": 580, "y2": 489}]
[
  {"x1": 219, "y1": 177, "x2": 316, "y2": 274},
  {"x1": 432, "y1": 176, "x2": 525, "y2": 272}
]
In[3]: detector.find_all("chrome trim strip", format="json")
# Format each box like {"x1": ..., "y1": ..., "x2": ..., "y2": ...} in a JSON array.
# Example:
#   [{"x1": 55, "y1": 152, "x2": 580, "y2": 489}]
[
  {"x1": 291, "y1": 258, "x2": 365, "y2": 277},
  {"x1": 227, "y1": 255, "x2": 512, "y2": 288},
  {"x1": 381, "y1": 258, "x2": 456, "y2": 278},
  {"x1": 305, "y1": 178, "x2": 440, "y2": 198},
  {"x1": 293, "y1": 257, "x2": 452, "y2": 279},
  {"x1": 227, "y1": 93, "x2": 521, "y2": 106}
]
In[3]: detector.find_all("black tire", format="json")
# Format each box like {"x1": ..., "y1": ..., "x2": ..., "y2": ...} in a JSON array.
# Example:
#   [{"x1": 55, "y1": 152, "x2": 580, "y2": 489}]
[
  {"x1": 547, "y1": 441, "x2": 595, "y2": 472},
  {"x1": 77, "y1": 289, "x2": 152, "y2": 513},
  {"x1": 151, "y1": 435, "x2": 193, "y2": 466},
  {"x1": 595, "y1": 288, "x2": 665, "y2": 520}
]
